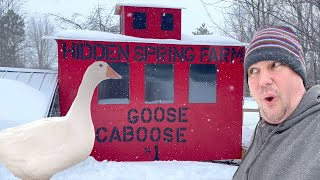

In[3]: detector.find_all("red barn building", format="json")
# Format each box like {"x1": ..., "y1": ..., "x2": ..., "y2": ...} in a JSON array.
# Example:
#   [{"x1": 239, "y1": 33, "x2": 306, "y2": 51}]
[{"x1": 54, "y1": 2, "x2": 245, "y2": 161}]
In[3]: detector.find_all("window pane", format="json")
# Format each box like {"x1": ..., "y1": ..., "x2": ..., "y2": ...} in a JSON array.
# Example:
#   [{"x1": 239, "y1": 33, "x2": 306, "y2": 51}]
[
  {"x1": 145, "y1": 64, "x2": 174, "y2": 103},
  {"x1": 28, "y1": 73, "x2": 45, "y2": 90},
  {"x1": 133, "y1": 12, "x2": 146, "y2": 29},
  {"x1": 189, "y1": 64, "x2": 217, "y2": 103},
  {"x1": 161, "y1": 13, "x2": 173, "y2": 30},
  {"x1": 98, "y1": 63, "x2": 129, "y2": 104},
  {"x1": 2, "y1": 71, "x2": 19, "y2": 80}
]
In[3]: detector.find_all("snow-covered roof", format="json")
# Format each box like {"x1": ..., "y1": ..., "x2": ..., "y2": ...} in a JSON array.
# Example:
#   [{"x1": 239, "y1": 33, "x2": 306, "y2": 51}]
[
  {"x1": 47, "y1": 30, "x2": 246, "y2": 47},
  {"x1": 115, "y1": 0, "x2": 185, "y2": 12},
  {"x1": 0, "y1": 67, "x2": 58, "y2": 118}
]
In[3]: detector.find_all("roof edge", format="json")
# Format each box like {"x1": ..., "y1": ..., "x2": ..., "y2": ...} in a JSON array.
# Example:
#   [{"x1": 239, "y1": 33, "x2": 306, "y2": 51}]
[{"x1": 115, "y1": 1, "x2": 185, "y2": 15}]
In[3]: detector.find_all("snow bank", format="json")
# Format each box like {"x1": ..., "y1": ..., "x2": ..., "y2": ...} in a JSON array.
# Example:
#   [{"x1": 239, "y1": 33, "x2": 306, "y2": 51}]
[
  {"x1": 0, "y1": 79, "x2": 47, "y2": 130},
  {"x1": 52, "y1": 157, "x2": 237, "y2": 180}
]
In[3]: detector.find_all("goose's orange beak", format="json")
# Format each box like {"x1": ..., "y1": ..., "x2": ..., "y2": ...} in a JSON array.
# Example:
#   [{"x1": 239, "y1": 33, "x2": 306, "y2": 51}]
[{"x1": 106, "y1": 66, "x2": 122, "y2": 79}]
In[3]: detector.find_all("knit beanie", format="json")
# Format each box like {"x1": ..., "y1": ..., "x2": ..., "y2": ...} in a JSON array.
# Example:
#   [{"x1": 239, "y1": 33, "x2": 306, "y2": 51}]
[{"x1": 244, "y1": 26, "x2": 307, "y2": 87}]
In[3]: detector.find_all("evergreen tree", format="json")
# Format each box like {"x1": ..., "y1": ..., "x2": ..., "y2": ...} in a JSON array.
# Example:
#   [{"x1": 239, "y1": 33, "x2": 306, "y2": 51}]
[
  {"x1": 192, "y1": 23, "x2": 213, "y2": 35},
  {"x1": 0, "y1": 9, "x2": 25, "y2": 67}
]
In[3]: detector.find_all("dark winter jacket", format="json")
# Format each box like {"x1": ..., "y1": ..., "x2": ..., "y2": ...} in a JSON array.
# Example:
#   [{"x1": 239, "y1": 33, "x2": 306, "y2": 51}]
[{"x1": 233, "y1": 85, "x2": 320, "y2": 180}]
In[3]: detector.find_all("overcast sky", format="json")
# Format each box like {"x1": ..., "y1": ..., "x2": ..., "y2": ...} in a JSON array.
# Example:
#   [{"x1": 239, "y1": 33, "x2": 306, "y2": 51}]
[{"x1": 24, "y1": 0, "x2": 228, "y2": 35}]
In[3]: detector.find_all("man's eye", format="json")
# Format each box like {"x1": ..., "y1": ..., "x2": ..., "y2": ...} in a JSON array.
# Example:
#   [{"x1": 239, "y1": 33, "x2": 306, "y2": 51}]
[
  {"x1": 273, "y1": 62, "x2": 281, "y2": 67},
  {"x1": 249, "y1": 68, "x2": 258, "y2": 74}
]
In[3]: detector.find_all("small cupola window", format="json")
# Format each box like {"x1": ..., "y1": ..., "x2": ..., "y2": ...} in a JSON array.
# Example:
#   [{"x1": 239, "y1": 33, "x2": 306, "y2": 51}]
[
  {"x1": 133, "y1": 12, "x2": 147, "y2": 29},
  {"x1": 161, "y1": 13, "x2": 174, "y2": 30}
]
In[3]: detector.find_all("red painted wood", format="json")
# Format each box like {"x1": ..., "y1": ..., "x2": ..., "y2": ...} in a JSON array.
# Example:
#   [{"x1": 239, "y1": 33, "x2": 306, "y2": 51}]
[
  {"x1": 57, "y1": 39, "x2": 244, "y2": 161},
  {"x1": 120, "y1": 6, "x2": 181, "y2": 40}
]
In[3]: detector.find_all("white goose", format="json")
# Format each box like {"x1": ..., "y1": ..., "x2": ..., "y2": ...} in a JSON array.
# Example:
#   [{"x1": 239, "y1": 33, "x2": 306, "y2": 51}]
[{"x1": 0, "y1": 61, "x2": 121, "y2": 180}]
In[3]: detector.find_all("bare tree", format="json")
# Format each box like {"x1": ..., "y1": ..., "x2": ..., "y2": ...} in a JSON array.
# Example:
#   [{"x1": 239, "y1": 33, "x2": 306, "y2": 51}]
[
  {"x1": 277, "y1": 0, "x2": 320, "y2": 86},
  {"x1": 222, "y1": 0, "x2": 284, "y2": 41},
  {"x1": 222, "y1": 1, "x2": 255, "y2": 42},
  {"x1": 50, "y1": 3, "x2": 119, "y2": 33},
  {"x1": 0, "y1": 0, "x2": 24, "y2": 16},
  {"x1": 206, "y1": 0, "x2": 320, "y2": 89},
  {"x1": 25, "y1": 16, "x2": 57, "y2": 69}
]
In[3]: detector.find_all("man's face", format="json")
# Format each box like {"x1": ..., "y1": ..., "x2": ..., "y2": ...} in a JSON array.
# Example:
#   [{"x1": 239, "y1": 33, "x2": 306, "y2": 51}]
[{"x1": 248, "y1": 60, "x2": 305, "y2": 124}]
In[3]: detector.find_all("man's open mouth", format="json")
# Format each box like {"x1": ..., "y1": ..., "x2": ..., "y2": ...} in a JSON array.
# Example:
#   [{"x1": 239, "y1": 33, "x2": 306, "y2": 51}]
[{"x1": 265, "y1": 96, "x2": 275, "y2": 102}]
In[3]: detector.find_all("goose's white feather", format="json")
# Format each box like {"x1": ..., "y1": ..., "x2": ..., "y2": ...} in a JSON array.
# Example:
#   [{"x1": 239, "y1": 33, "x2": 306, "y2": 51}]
[{"x1": 0, "y1": 61, "x2": 121, "y2": 180}]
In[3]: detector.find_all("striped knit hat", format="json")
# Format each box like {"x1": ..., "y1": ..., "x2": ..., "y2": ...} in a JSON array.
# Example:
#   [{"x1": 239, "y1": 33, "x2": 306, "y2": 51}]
[{"x1": 244, "y1": 26, "x2": 307, "y2": 87}]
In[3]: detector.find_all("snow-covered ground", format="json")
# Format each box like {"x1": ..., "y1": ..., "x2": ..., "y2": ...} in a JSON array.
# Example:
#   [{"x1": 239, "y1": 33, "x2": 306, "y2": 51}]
[
  {"x1": 0, "y1": 79, "x2": 48, "y2": 130},
  {"x1": 242, "y1": 98, "x2": 259, "y2": 147},
  {"x1": 0, "y1": 79, "x2": 259, "y2": 180}
]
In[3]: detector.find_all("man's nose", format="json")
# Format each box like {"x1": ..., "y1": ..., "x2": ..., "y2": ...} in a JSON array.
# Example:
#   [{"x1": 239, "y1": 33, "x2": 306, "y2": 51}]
[{"x1": 259, "y1": 70, "x2": 273, "y2": 86}]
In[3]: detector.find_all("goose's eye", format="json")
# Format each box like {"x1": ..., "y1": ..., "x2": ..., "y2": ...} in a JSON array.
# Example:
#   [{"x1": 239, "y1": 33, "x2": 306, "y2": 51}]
[{"x1": 99, "y1": 64, "x2": 103, "y2": 67}]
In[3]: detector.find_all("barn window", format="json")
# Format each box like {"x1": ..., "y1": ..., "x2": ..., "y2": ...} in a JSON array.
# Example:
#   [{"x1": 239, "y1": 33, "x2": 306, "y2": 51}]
[
  {"x1": 145, "y1": 64, "x2": 174, "y2": 103},
  {"x1": 189, "y1": 64, "x2": 217, "y2": 103},
  {"x1": 98, "y1": 62, "x2": 129, "y2": 104},
  {"x1": 161, "y1": 13, "x2": 173, "y2": 30},
  {"x1": 133, "y1": 12, "x2": 146, "y2": 29}
]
